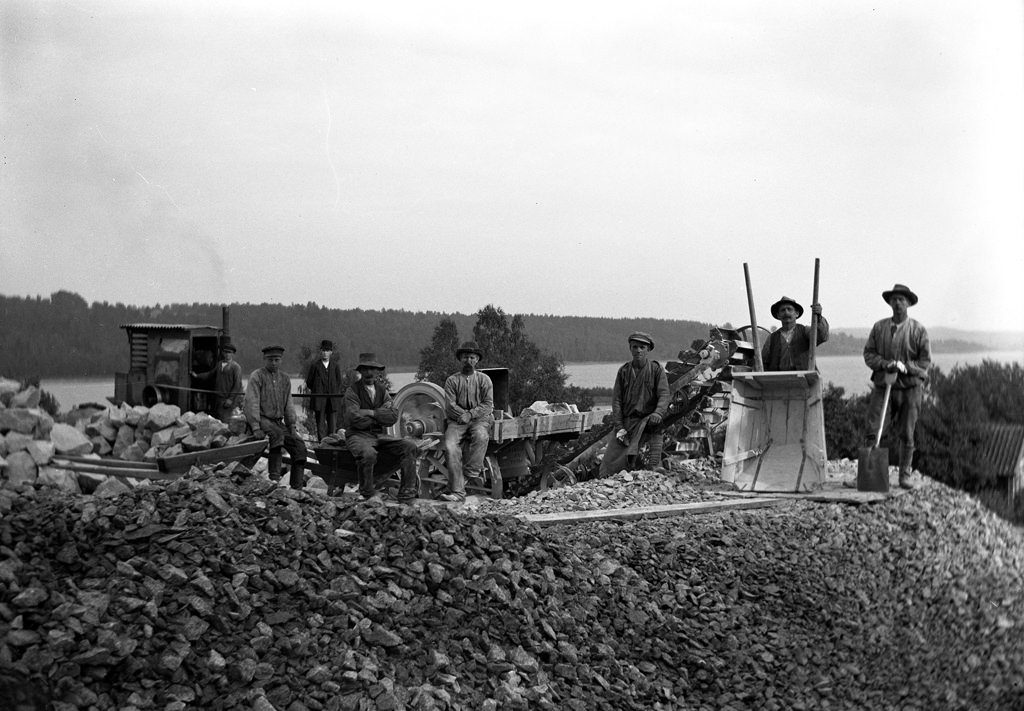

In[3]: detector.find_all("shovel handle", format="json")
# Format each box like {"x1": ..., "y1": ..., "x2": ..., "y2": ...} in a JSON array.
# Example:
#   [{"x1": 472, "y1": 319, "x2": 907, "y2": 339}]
[
  {"x1": 743, "y1": 263, "x2": 764, "y2": 372},
  {"x1": 874, "y1": 381, "x2": 893, "y2": 448},
  {"x1": 808, "y1": 258, "x2": 820, "y2": 371}
]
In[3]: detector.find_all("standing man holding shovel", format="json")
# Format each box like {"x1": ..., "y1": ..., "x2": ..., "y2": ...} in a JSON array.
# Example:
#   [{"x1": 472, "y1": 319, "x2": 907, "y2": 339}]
[{"x1": 862, "y1": 284, "x2": 931, "y2": 489}]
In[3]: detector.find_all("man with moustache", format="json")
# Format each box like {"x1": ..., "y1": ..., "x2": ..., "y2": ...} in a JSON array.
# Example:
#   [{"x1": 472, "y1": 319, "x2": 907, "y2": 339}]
[
  {"x1": 305, "y1": 339, "x2": 344, "y2": 440},
  {"x1": 761, "y1": 296, "x2": 829, "y2": 371},
  {"x1": 243, "y1": 345, "x2": 307, "y2": 489},
  {"x1": 439, "y1": 341, "x2": 494, "y2": 502},
  {"x1": 599, "y1": 331, "x2": 671, "y2": 476},
  {"x1": 863, "y1": 283, "x2": 931, "y2": 489},
  {"x1": 342, "y1": 353, "x2": 420, "y2": 502}
]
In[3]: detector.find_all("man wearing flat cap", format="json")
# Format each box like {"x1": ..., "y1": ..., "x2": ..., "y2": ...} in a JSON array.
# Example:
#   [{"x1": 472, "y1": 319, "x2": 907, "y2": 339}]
[
  {"x1": 762, "y1": 297, "x2": 829, "y2": 371},
  {"x1": 439, "y1": 341, "x2": 494, "y2": 502},
  {"x1": 343, "y1": 353, "x2": 420, "y2": 502},
  {"x1": 243, "y1": 345, "x2": 308, "y2": 489},
  {"x1": 863, "y1": 284, "x2": 931, "y2": 489},
  {"x1": 192, "y1": 340, "x2": 243, "y2": 423},
  {"x1": 599, "y1": 331, "x2": 671, "y2": 476},
  {"x1": 305, "y1": 339, "x2": 344, "y2": 441}
]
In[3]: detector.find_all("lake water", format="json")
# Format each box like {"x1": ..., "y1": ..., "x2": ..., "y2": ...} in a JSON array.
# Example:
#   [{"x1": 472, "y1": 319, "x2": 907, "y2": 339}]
[{"x1": 35, "y1": 350, "x2": 1024, "y2": 412}]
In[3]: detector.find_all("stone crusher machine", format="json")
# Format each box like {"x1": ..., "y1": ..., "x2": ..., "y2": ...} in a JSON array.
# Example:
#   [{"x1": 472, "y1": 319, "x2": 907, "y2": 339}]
[
  {"x1": 312, "y1": 368, "x2": 601, "y2": 499},
  {"x1": 112, "y1": 307, "x2": 235, "y2": 414}
]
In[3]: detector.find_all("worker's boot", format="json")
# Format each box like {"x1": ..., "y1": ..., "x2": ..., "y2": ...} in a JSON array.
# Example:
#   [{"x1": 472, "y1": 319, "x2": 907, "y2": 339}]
[
  {"x1": 898, "y1": 445, "x2": 915, "y2": 490},
  {"x1": 289, "y1": 462, "x2": 305, "y2": 490},
  {"x1": 647, "y1": 435, "x2": 665, "y2": 472},
  {"x1": 267, "y1": 448, "x2": 283, "y2": 482},
  {"x1": 357, "y1": 460, "x2": 377, "y2": 499}
]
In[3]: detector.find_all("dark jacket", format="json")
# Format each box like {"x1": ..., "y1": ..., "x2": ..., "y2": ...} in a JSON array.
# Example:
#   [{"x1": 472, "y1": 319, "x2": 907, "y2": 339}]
[
  {"x1": 610, "y1": 359, "x2": 670, "y2": 431},
  {"x1": 863, "y1": 317, "x2": 931, "y2": 389},
  {"x1": 761, "y1": 317, "x2": 830, "y2": 371},
  {"x1": 305, "y1": 359, "x2": 344, "y2": 413},
  {"x1": 343, "y1": 381, "x2": 398, "y2": 435}
]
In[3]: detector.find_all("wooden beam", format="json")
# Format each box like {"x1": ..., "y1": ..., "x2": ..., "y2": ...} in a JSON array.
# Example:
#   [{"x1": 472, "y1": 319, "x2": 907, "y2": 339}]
[{"x1": 519, "y1": 497, "x2": 782, "y2": 526}]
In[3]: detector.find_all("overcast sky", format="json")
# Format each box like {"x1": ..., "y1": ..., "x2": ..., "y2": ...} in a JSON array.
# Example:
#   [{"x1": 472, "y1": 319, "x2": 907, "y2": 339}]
[{"x1": 2, "y1": 1, "x2": 1022, "y2": 333}]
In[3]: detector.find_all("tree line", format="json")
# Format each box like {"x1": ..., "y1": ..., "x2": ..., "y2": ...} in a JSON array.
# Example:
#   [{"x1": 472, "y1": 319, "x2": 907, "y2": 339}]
[{"x1": 0, "y1": 290, "x2": 980, "y2": 380}]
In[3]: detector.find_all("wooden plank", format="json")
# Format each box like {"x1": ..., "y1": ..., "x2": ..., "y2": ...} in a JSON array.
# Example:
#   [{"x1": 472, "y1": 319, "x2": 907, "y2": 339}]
[
  {"x1": 54, "y1": 455, "x2": 159, "y2": 470},
  {"x1": 520, "y1": 498, "x2": 782, "y2": 526},
  {"x1": 720, "y1": 489, "x2": 908, "y2": 504},
  {"x1": 157, "y1": 439, "x2": 268, "y2": 473},
  {"x1": 51, "y1": 460, "x2": 182, "y2": 480}
]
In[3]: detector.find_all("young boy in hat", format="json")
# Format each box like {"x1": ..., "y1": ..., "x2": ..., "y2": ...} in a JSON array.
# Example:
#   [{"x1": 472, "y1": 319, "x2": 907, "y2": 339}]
[
  {"x1": 761, "y1": 297, "x2": 829, "y2": 371},
  {"x1": 439, "y1": 341, "x2": 494, "y2": 502},
  {"x1": 599, "y1": 331, "x2": 670, "y2": 476},
  {"x1": 243, "y1": 345, "x2": 308, "y2": 488},
  {"x1": 863, "y1": 284, "x2": 931, "y2": 489},
  {"x1": 305, "y1": 339, "x2": 344, "y2": 440},
  {"x1": 192, "y1": 341, "x2": 243, "y2": 423}
]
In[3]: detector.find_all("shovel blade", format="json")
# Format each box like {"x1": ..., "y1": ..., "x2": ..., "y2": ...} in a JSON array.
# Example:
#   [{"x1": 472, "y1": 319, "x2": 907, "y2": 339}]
[{"x1": 857, "y1": 447, "x2": 889, "y2": 492}]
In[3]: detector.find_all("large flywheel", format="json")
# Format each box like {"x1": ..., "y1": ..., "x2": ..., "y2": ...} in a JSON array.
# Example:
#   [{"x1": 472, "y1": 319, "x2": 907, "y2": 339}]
[{"x1": 392, "y1": 382, "x2": 447, "y2": 437}]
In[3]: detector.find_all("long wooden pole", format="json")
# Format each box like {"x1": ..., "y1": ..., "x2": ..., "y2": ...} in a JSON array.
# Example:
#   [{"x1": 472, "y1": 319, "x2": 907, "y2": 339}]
[
  {"x1": 808, "y1": 257, "x2": 820, "y2": 371},
  {"x1": 744, "y1": 263, "x2": 764, "y2": 372}
]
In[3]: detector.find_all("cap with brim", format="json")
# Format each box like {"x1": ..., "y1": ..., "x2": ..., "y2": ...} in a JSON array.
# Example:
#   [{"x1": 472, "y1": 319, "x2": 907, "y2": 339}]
[
  {"x1": 455, "y1": 341, "x2": 484, "y2": 359},
  {"x1": 319, "y1": 340, "x2": 334, "y2": 351},
  {"x1": 627, "y1": 331, "x2": 655, "y2": 350},
  {"x1": 220, "y1": 343, "x2": 237, "y2": 353},
  {"x1": 770, "y1": 297, "x2": 804, "y2": 320},
  {"x1": 882, "y1": 283, "x2": 918, "y2": 306},
  {"x1": 356, "y1": 352, "x2": 385, "y2": 369},
  {"x1": 261, "y1": 345, "x2": 285, "y2": 356}
]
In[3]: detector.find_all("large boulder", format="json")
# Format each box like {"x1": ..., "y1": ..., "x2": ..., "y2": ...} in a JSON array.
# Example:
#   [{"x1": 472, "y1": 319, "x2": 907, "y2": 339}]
[
  {"x1": 112, "y1": 425, "x2": 135, "y2": 458},
  {"x1": 11, "y1": 386, "x2": 41, "y2": 409},
  {"x1": 50, "y1": 423, "x2": 94, "y2": 456},
  {"x1": 37, "y1": 466, "x2": 81, "y2": 494},
  {"x1": 4, "y1": 450, "x2": 38, "y2": 486},
  {"x1": 148, "y1": 403, "x2": 181, "y2": 430},
  {"x1": 4, "y1": 432, "x2": 34, "y2": 453},
  {"x1": 90, "y1": 436, "x2": 113, "y2": 456},
  {"x1": 26, "y1": 440, "x2": 55, "y2": 465},
  {"x1": 0, "y1": 378, "x2": 19, "y2": 398},
  {"x1": 121, "y1": 442, "x2": 147, "y2": 462},
  {"x1": 0, "y1": 408, "x2": 41, "y2": 435},
  {"x1": 98, "y1": 418, "x2": 119, "y2": 442},
  {"x1": 126, "y1": 405, "x2": 148, "y2": 427},
  {"x1": 93, "y1": 477, "x2": 132, "y2": 498},
  {"x1": 151, "y1": 427, "x2": 177, "y2": 448}
]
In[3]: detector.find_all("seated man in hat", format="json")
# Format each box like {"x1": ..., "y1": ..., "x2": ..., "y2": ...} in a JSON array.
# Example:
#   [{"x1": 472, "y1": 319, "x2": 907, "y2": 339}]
[
  {"x1": 599, "y1": 331, "x2": 670, "y2": 476},
  {"x1": 342, "y1": 353, "x2": 420, "y2": 502},
  {"x1": 244, "y1": 345, "x2": 308, "y2": 489},
  {"x1": 192, "y1": 341, "x2": 244, "y2": 423},
  {"x1": 761, "y1": 296, "x2": 829, "y2": 371},
  {"x1": 305, "y1": 339, "x2": 344, "y2": 440},
  {"x1": 863, "y1": 283, "x2": 931, "y2": 489},
  {"x1": 439, "y1": 341, "x2": 494, "y2": 502}
]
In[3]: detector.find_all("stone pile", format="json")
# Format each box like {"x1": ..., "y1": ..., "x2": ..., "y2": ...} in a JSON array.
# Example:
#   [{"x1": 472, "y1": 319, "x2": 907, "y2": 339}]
[
  {"x1": 2, "y1": 460, "x2": 1023, "y2": 710},
  {"x1": 0, "y1": 382, "x2": 246, "y2": 495}
]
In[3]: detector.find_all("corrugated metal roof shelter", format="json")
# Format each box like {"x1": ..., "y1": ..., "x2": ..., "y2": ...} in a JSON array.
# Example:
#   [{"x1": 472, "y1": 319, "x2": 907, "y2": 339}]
[{"x1": 979, "y1": 422, "x2": 1024, "y2": 502}]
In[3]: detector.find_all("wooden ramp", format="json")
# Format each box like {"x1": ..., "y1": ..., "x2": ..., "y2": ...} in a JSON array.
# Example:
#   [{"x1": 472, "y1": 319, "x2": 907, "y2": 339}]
[
  {"x1": 721, "y1": 371, "x2": 826, "y2": 492},
  {"x1": 519, "y1": 497, "x2": 782, "y2": 526}
]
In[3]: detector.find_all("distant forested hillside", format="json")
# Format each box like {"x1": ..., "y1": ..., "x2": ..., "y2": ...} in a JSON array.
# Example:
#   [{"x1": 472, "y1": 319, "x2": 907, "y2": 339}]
[{"x1": 0, "y1": 291, "x2": 985, "y2": 378}]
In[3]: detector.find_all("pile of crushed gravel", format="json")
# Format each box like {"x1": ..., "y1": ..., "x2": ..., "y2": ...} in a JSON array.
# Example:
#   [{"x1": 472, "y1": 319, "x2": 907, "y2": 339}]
[{"x1": 2, "y1": 461, "x2": 1023, "y2": 710}]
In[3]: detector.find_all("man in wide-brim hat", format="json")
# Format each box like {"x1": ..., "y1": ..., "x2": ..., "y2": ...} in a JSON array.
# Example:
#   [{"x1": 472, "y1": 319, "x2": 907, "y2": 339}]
[
  {"x1": 761, "y1": 296, "x2": 829, "y2": 371},
  {"x1": 305, "y1": 338, "x2": 343, "y2": 441},
  {"x1": 439, "y1": 341, "x2": 494, "y2": 502},
  {"x1": 599, "y1": 331, "x2": 670, "y2": 476},
  {"x1": 243, "y1": 345, "x2": 308, "y2": 489},
  {"x1": 863, "y1": 283, "x2": 931, "y2": 489},
  {"x1": 342, "y1": 353, "x2": 420, "y2": 502}
]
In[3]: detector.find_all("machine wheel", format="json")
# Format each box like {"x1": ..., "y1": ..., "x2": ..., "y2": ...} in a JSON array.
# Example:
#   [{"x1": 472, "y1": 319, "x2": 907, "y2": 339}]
[{"x1": 392, "y1": 382, "x2": 447, "y2": 437}]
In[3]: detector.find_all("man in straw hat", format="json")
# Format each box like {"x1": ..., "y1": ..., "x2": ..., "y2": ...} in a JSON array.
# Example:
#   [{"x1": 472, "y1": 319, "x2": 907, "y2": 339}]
[
  {"x1": 762, "y1": 296, "x2": 829, "y2": 371},
  {"x1": 863, "y1": 283, "x2": 931, "y2": 489},
  {"x1": 343, "y1": 353, "x2": 420, "y2": 502},
  {"x1": 244, "y1": 345, "x2": 308, "y2": 489},
  {"x1": 599, "y1": 331, "x2": 670, "y2": 476},
  {"x1": 439, "y1": 341, "x2": 494, "y2": 502},
  {"x1": 305, "y1": 339, "x2": 344, "y2": 440}
]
